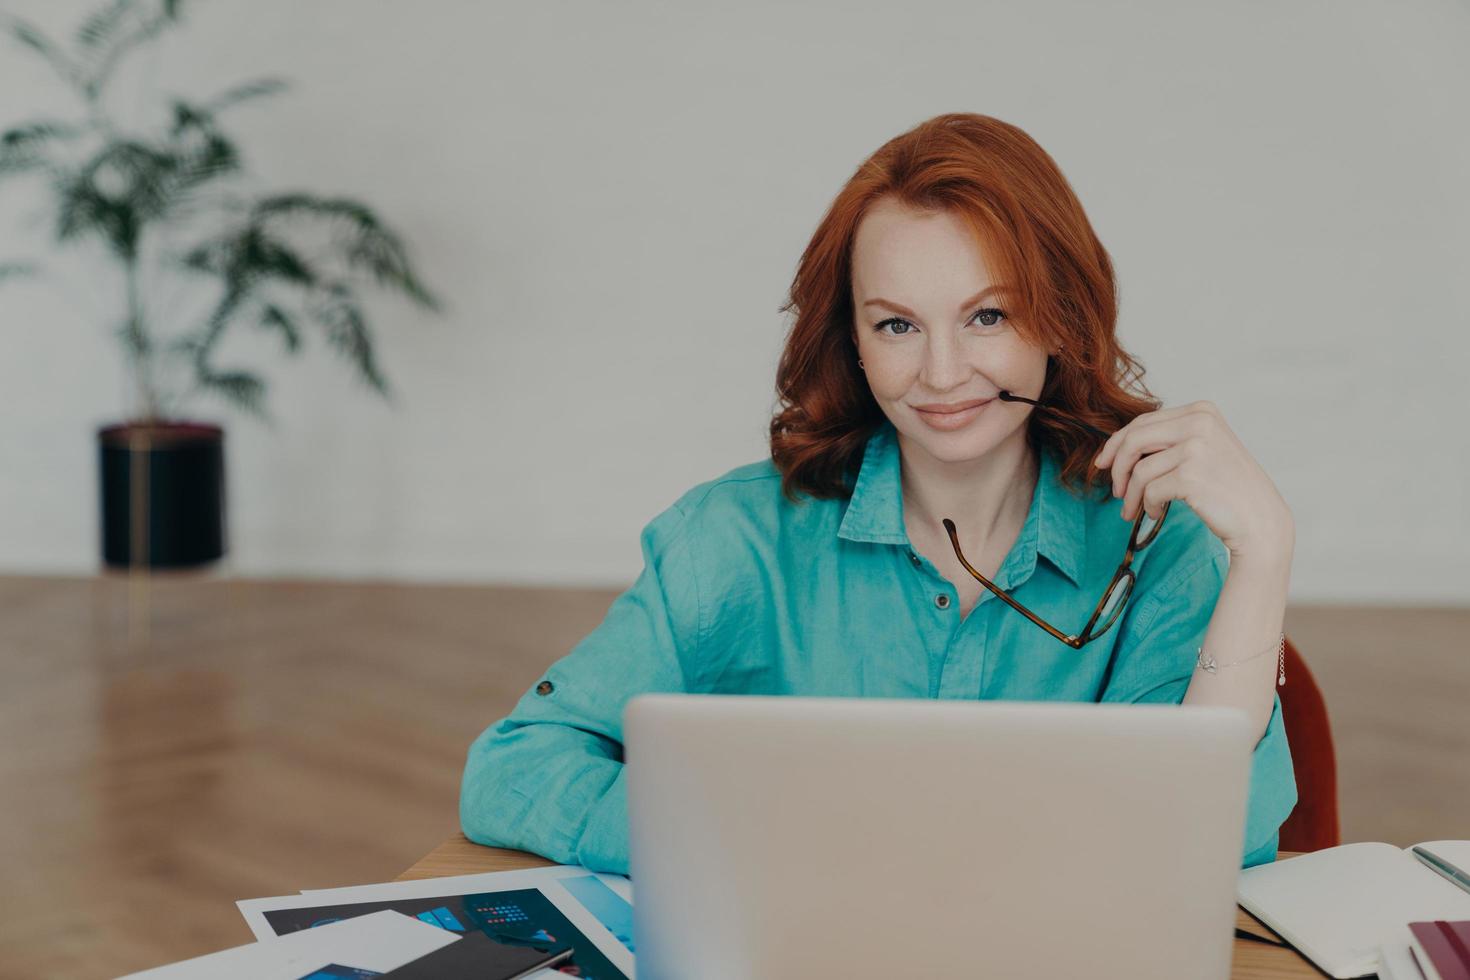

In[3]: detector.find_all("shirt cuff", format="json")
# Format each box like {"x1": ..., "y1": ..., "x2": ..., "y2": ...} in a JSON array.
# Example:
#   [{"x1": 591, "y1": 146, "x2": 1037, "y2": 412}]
[
  {"x1": 575, "y1": 767, "x2": 630, "y2": 875},
  {"x1": 1241, "y1": 693, "x2": 1297, "y2": 867}
]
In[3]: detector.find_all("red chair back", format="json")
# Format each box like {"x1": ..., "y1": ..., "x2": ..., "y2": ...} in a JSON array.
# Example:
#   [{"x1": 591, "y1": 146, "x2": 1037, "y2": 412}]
[{"x1": 1276, "y1": 635, "x2": 1341, "y2": 852}]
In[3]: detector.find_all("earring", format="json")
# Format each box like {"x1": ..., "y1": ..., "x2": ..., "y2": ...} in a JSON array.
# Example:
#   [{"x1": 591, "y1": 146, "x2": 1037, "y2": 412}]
[{"x1": 858, "y1": 358, "x2": 865, "y2": 369}]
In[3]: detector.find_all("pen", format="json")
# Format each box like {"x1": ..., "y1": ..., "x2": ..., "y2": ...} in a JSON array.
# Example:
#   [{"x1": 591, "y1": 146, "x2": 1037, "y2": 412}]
[{"x1": 1411, "y1": 846, "x2": 1470, "y2": 897}]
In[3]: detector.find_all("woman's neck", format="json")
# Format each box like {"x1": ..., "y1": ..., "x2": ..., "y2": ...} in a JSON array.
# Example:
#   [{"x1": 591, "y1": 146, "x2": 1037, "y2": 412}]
[{"x1": 898, "y1": 427, "x2": 1039, "y2": 555}]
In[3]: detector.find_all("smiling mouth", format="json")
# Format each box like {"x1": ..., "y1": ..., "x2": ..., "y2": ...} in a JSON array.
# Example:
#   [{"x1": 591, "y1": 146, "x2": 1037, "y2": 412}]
[{"x1": 913, "y1": 399, "x2": 993, "y2": 415}]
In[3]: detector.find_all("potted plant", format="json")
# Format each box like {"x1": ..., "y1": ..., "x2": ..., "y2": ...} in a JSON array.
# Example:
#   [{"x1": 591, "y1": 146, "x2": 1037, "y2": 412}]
[{"x1": 0, "y1": 0, "x2": 439, "y2": 568}]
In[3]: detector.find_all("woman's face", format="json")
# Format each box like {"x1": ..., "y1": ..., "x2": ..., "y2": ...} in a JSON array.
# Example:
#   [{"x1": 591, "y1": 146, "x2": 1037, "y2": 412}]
[{"x1": 850, "y1": 197, "x2": 1053, "y2": 464}]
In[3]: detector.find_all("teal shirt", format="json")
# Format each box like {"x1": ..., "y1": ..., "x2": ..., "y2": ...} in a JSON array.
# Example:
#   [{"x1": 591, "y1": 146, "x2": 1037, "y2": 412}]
[{"x1": 461, "y1": 418, "x2": 1297, "y2": 874}]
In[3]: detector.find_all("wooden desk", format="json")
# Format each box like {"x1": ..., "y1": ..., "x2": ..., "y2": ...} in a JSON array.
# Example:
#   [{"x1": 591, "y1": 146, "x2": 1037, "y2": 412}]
[{"x1": 398, "y1": 835, "x2": 1323, "y2": 979}]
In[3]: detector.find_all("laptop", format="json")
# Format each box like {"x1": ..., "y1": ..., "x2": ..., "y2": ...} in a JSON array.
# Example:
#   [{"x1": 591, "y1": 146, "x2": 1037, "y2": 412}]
[{"x1": 624, "y1": 693, "x2": 1256, "y2": 980}]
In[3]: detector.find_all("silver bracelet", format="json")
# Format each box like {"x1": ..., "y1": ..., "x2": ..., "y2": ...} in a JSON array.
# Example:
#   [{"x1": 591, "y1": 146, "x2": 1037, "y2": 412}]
[{"x1": 1196, "y1": 631, "x2": 1286, "y2": 687}]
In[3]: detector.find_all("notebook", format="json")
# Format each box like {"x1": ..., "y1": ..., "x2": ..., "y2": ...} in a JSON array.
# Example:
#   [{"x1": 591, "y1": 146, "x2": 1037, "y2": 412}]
[
  {"x1": 1377, "y1": 941, "x2": 1429, "y2": 980},
  {"x1": 1237, "y1": 840, "x2": 1470, "y2": 979},
  {"x1": 1407, "y1": 919, "x2": 1470, "y2": 980}
]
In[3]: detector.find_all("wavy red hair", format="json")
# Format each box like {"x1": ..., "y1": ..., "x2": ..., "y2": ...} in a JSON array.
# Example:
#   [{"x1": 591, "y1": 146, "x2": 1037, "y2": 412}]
[{"x1": 769, "y1": 112, "x2": 1161, "y2": 504}]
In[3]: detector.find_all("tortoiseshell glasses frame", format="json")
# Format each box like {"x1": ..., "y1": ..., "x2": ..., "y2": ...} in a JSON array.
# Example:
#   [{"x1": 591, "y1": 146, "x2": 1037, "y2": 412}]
[{"x1": 939, "y1": 390, "x2": 1171, "y2": 650}]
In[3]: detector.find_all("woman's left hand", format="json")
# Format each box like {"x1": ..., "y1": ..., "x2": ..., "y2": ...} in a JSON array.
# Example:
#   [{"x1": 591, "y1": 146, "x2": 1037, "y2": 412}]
[{"x1": 1090, "y1": 400, "x2": 1294, "y2": 564}]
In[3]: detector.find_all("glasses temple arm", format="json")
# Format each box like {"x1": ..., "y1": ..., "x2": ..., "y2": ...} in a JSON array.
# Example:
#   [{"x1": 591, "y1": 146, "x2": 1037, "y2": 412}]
[{"x1": 996, "y1": 390, "x2": 1112, "y2": 440}]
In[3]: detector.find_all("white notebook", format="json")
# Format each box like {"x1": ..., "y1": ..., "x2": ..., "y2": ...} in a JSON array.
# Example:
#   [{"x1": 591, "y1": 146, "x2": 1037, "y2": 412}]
[
  {"x1": 1237, "y1": 840, "x2": 1470, "y2": 979},
  {"x1": 1375, "y1": 942, "x2": 1427, "y2": 980}
]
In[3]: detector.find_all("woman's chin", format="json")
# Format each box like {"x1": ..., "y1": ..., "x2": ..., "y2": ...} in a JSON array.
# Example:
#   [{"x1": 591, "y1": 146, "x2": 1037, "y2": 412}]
[{"x1": 902, "y1": 425, "x2": 1000, "y2": 463}]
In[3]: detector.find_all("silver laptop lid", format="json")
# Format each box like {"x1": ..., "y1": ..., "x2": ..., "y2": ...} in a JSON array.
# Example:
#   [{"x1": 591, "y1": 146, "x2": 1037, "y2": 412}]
[{"x1": 625, "y1": 694, "x2": 1255, "y2": 980}]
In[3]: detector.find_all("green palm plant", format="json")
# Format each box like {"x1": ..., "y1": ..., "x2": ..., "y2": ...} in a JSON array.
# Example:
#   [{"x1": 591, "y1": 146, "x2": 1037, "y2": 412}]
[{"x1": 0, "y1": 0, "x2": 439, "y2": 422}]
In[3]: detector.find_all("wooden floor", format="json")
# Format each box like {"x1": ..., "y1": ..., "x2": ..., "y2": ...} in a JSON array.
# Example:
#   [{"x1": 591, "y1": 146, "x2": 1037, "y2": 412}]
[{"x1": 0, "y1": 574, "x2": 1465, "y2": 980}]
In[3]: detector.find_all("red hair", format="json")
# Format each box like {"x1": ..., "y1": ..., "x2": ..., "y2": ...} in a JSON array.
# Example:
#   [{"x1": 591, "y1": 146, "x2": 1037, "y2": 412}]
[{"x1": 768, "y1": 112, "x2": 1161, "y2": 503}]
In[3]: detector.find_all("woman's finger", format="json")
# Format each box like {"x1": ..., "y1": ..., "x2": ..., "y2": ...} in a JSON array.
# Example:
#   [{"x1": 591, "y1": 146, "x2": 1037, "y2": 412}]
[
  {"x1": 1119, "y1": 442, "x2": 1187, "y2": 521},
  {"x1": 1140, "y1": 464, "x2": 1189, "y2": 522},
  {"x1": 1107, "y1": 415, "x2": 1201, "y2": 499},
  {"x1": 1094, "y1": 401, "x2": 1212, "y2": 467}
]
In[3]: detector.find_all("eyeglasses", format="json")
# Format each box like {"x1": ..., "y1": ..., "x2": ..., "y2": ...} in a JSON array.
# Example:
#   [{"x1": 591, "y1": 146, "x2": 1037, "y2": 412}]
[{"x1": 939, "y1": 390, "x2": 1170, "y2": 649}]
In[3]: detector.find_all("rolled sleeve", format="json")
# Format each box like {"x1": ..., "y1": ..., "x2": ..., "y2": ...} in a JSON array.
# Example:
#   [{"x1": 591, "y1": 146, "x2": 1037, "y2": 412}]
[
  {"x1": 1240, "y1": 694, "x2": 1294, "y2": 867},
  {"x1": 1099, "y1": 541, "x2": 1298, "y2": 869},
  {"x1": 459, "y1": 501, "x2": 703, "y2": 874}
]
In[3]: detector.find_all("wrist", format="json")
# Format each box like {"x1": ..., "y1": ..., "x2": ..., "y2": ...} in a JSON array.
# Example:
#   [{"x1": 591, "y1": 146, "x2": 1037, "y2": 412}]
[
  {"x1": 1227, "y1": 514, "x2": 1295, "y2": 569},
  {"x1": 1228, "y1": 541, "x2": 1293, "y2": 567},
  {"x1": 1226, "y1": 551, "x2": 1294, "y2": 591}
]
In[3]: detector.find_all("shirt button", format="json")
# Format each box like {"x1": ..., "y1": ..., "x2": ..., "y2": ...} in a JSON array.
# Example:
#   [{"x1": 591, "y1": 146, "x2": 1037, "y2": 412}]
[
  {"x1": 536, "y1": 680, "x2": 555, "y2": 696},
  {"x1": 908, "y1": 551, "x2": 921, "y2": 566},
  {"x1": 935, "y1": 594, "x2": 951, "y2": 609}
]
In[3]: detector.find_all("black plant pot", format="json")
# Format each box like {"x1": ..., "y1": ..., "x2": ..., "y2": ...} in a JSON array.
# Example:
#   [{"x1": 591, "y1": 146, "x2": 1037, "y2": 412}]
[{"x1": 99, "y1": 421, "x2": 227, "y2": 569}]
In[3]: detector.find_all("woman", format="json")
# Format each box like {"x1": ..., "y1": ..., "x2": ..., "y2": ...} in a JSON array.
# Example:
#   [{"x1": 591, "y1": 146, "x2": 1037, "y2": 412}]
[{"x1": 460, "y1": 112, "x2": 1297, "y2": 874}]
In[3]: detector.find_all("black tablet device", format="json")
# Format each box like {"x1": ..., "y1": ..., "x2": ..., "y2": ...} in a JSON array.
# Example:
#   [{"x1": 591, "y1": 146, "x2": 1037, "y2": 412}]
[{"x1": 379, "y1": 929, "x2": 573, "y2": 978}]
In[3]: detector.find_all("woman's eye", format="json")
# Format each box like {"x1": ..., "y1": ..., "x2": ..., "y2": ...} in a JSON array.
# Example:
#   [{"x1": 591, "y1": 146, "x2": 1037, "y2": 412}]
[
  {"x1": 874, "y1": 307, "x2": 1007, "y2": 336},
  {"x1": 875, "y1": 318, "x2": 916, "y2": 336},
  {"x1": 973, "y1": 307, "x2": 1006, "y2": 329}
]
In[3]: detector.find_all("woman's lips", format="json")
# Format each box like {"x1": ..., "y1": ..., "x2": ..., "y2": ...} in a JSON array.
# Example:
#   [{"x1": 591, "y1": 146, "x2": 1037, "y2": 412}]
[{"x1": 914, "y1": 399, "x2": 992, "y2": 430}]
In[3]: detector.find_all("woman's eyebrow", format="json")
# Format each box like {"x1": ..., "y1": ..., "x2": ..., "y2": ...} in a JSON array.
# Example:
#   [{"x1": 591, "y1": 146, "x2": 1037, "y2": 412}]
[{"x1": 862, "y1": 286, "x2": 1002, "y2": 319}]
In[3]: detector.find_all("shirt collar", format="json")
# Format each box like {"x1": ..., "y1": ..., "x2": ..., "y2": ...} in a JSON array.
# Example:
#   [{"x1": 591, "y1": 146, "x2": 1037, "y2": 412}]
[{"x1": 837, "y1": 417, "x2": 1087, "y2": 587}]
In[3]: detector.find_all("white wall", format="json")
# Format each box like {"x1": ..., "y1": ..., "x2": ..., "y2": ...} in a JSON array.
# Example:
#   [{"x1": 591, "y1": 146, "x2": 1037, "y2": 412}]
[{"x1": 1, "y1": 0, "x2": 1466, "y2": 604}]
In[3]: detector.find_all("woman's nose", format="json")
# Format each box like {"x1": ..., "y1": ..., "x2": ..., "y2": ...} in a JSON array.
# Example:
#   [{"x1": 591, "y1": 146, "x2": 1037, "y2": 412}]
[{"x1": 919, "y1": 342, "x2": 977, "y2": 390}]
